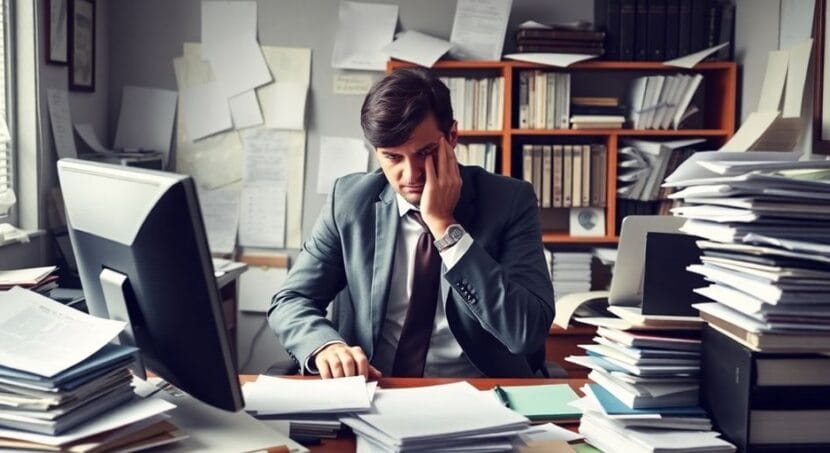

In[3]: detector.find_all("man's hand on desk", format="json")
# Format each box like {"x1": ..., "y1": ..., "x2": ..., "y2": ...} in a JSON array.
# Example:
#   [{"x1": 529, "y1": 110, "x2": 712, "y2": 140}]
[{"x1": 314, "y1": 343, "x2": 383, "y2": 380}]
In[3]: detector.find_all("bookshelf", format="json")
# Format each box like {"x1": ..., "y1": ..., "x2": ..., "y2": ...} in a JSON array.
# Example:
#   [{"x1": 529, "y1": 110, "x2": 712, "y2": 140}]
[{"x1": 386, "y1": 59, "x2": 737, "y2": 244}]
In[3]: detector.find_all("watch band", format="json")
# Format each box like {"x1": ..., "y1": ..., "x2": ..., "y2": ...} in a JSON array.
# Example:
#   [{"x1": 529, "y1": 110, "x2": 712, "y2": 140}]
[{"x1": 434, "y1": 224, "x2": 465, "y2": 252}]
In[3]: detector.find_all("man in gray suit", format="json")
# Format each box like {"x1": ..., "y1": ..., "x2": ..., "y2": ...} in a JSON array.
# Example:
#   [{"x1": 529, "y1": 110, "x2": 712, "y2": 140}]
[{"x1": 268, "y1": 68, "x2": 554, "y2": 379}]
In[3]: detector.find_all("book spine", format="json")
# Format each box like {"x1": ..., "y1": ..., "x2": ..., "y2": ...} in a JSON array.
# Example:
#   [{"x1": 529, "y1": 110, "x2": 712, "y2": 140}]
[
  {"x1": 690, "y1": 0, "x2": 706, "y2": 52},
  {"x1": 620, "y1": 0, "x2": 637, "y2": 60},
  {"x1": 717, "y1": 3, "x2": 734, "y2": 60},
  {"x1": 546, "y1": 74, "x2": 556, "y2": 130},
  {"x1": 517, "y1": 45, "x2": 605, "y2": 54},
  {"x1": 519, "y1": 72, "x2": 529, "y2": 129},
  {"x1": 522, "y1": 144, "x2": 533, "y2": 185},
  {"x1": 582, "y1": 145, "x2": 591, "y2": 207},
  {"x1": 664, "y1": 0, "x2": 680, "y2": 59},
  {"x1": 533, "y1": 145, "x2": 543, "y2": 205},
  {"x1": 647, "y1": 0, "x2": 666, "y2": 61},
  {"x1": 563, "y1": 145, "x2": 573, "y2": 207},
  {"x1": 599, "y1": 145, "x2": 608, "y2": 207},
  {"x1": 705, "y1": 0, "x2": 720, "y2": 49},
  {"x1": 596, "y1": 0, "x2": 622, "y2": 60},
  {"x1": 634, "y1": 0, "x2": 650, "y2": 61},
  {"x1": 516, "y1": 29, "x2": 606, "y2": 40},
  {"x1": 542, "y1": 145, "x2": 552, "y2": 208},
  {"x1": 678, "y1": 0, "x2": 691, "y2": 56},
  {"x1": 572, "y1": 147, "x2": 583, "y2": 208},
  {"x1": 553, "y1": 145, "x2": 563, "y2": 207},
  {"x1": 590, "y1": 145, "x2": 601, "y2": 206}
]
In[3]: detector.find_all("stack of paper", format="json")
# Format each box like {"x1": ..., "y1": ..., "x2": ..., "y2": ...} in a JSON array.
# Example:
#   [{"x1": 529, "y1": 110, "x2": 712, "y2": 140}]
[
  {"x1": 664, "y1": 151, "x2": 830, "y2": 352},
  {"x1": 550, "y1": 252, "x2": 592, "y2": 301},
  {"x1": 243, "y1": 375, "x2": 377, "y2": 438},
  {"x1": 0, "y1": 287, "x2": 184, "y2": 450},
  {"x1": 0, "y1": 266, "x2": 59, "y2": 294},
  {"x1": 340, "y1": 382, "x2": 530, "y2": 452},
  {"x1": 628, "y1": 74, "x2": 703, "y2": 130},
  {"x1": 566, "y1": 304, "x2": 734, "y2": 451},
  {"x1": 616, "y1": 138, "x2": 704, "y2": 202}
]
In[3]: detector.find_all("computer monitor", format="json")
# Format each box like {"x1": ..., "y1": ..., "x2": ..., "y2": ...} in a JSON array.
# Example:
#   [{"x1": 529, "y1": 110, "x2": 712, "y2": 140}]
[{"x1": 57, "y1": 158, "x2": 243, "y2": 412}]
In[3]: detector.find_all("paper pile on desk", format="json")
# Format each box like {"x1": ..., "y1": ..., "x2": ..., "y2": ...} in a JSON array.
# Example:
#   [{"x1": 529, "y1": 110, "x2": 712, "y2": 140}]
[
  {"x1": 665, "y1": 151, "x2": 830, "y2": 352},
  {"x1": 0, "y1": 287, "x2": 183, "y2": 450},
  {"x1": 340, "y1": 381, "x2": 530, "y2": 452},
  {"x1": 0, "y1": 266, "x2": 59, "y2": 294},
  {"x1": 243, "y1": 375, "x2": 377, "y2": 438},
  {"x1": 566, "y1": 303, "x2": 734, "y2": 451}
]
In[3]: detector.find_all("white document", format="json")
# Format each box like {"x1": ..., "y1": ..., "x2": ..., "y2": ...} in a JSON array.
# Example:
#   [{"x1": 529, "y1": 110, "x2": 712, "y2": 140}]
[
  {"x1": 331, "y1": 1, "x2": 399, "y2": 71},
  {"x1": 333, "y1": 73, "x2": 375, "y2": 95},
  {"x1": 519, "y1": 423, "x2": 584, "y2": 443},
  {"x1": 663, "y1": 42, "x2": 729, "y2": 68},
  {"x1": 198, "y1": 186, "x2": 240, "y2": 255},
  {"x1": 449, "y1": 0, "x2": 513, "y2": 61},
  {"x1": 242, "y1": 129, "x2": 290, "y2": 185},
  {"x1": 259, "y1": 46, "x2": 312, "y2": 129},
  {"x1": 0, "y1": 398, "x2": 176, "y2": 446},
  {"x1": 201, "y1": 1, "x2": 257, "y2": 57},
  {"x1": 0, "y1": 287, "x2": 125, "y2": 377},
  {"x1": 239, "y1": 184, "x2": 286, "y2": 248},
  {"x1": 316, "y1": 136, "x2": 368, "y2": 194},
  {"x1": 180, "y1": 81, "x2": 233, "y2": 141},
  {"x1": 228, "y1": 90, "x2": 263, "y2": 129},
  {"x1": 268, "y1": 82, "x2": 307, "y2": 130},
  {"x1": 780, "y1": 0, "x2": 816, "y2": 49},
  {"x1": 244, "y1": 375, "x2": 374, "y2": 415},
  {"x1": 73, "y1": 123, "x2": 111, "y2": 153},
  {"x1": 758, "y1": 50, "x2": 789, "y2": 112},
  {"x1": 46, "y1": 88, "x2": 77, "y2": 159},
  {"x1": 113, "y1": 86, "x2": 178, "y2": 163},
  {"x1": 0, "y1": 266, "x2": 56, "y2": 285},
  {"x1": 238, "y1": 262, "x2": 287, "y2": 312},
  {"x1": 207, "y1": 36, "x2": 273, "y2": 98},
  {"x1": 504, "y1": 52, "x2": 597, "y2": 67},
  {"x1": 382, "y1": 30, "x2": 453, "y2": 68},
  {"x1": 720, "y1": 111, "x2": 780, "y2": 151},
  {"x1": 783, "y1": 38, "x2": 813, "y2": 118}
]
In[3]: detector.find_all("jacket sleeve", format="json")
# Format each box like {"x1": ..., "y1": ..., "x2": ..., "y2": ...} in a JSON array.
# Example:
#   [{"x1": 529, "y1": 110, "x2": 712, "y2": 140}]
[
  {"x1": 443, "y1": 181, "x2": 555, "y2": 355},
  {"x1": 267, "y1": 179, "x2": 347, "y2": 369}
]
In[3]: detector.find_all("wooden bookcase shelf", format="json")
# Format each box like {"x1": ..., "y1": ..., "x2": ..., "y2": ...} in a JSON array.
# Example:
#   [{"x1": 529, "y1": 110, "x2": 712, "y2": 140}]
[{"x1": 387, "y1": 59, "x2": 737, "y2": 244}]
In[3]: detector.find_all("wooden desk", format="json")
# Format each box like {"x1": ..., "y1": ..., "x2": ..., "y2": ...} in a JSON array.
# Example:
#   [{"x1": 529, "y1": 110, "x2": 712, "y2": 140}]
[
  {"x1": 239, "y1": 375, "x2": 589, "y2": 453},
  {"x1": 547, "y1": 325, "x2": 596, "y2": 378}
]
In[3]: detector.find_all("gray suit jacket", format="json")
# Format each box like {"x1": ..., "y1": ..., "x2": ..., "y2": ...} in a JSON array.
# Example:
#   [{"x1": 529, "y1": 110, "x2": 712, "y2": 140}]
[{"x1": 268, "y1": 165, "x2": 555, "y2": 377}]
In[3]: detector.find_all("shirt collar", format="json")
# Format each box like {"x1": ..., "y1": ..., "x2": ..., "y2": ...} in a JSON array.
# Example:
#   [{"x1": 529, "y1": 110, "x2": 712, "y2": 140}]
[{"x1": 395, "y1": 193, "x2": 419, "y2": 218}]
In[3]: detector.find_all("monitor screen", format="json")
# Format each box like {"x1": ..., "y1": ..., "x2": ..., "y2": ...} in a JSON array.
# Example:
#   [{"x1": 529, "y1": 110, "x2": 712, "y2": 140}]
[{"x1": 58, "y1": 158, "x2": 243, "y2": 411}]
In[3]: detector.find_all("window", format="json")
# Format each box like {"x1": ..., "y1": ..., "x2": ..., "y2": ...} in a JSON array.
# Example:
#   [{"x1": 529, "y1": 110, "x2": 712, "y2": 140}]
[{"x1": 0, "y1": 0, "x2": 14, "y2": 224}]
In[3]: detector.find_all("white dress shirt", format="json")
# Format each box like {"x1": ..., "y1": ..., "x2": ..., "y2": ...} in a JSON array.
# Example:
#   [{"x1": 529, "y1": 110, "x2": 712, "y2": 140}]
[{"x1": 305, "y1": 194, "x2": 483, "y2": 377}]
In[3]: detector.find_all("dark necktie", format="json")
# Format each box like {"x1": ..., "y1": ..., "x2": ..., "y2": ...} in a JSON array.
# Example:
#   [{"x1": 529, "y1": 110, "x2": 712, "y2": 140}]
[{"x1": 392, "y1": 210, "x2": 441, "y2": 377}]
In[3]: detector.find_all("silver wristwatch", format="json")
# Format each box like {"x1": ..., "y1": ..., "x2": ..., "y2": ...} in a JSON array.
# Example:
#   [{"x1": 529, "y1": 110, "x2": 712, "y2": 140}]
[{"x1": 434, "y1": 224, "x2": 465, "y2": 252}]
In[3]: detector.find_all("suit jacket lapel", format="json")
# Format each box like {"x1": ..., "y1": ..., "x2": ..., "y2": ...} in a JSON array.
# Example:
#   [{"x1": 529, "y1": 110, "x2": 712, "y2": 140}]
[{"x1": 370, "y1": 184, "x2": 399, "y2": 353}]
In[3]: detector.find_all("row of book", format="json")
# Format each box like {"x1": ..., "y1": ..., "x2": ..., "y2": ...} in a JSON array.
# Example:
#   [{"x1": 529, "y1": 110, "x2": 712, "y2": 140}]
[
  {"x1": 616, "y1": 138, "x2": 703, "y2": 202},
  {"x1": 514, "y1": 27, "x2": 605, "y2": 55},
  {"x1": 521, "y1": 144, "x2": 608, "y2": 209},
  {"x1": 439, "y1": 76, "x2": 504, "y2": 131},
  {"x1": 629, "y1": 74, "x2": 703, "y2": 130},
  {"x1": 518, "y1": 71, "x2": 571, "y2": 129},
  {"x1": 455, "y1": 142, "x2": 497, "y2": 173},
  {"x1": 595, "y1": 0, "x2": 734, "y2": 61}
]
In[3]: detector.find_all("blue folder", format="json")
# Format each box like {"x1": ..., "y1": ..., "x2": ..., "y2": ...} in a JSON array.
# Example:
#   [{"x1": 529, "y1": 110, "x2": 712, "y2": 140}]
[
  {"x1": 589, "y1": 384, "x2": 707, "y2": 416},
  {"x1": 0, "y1": 343, "x2": 138, "y2": 388}
]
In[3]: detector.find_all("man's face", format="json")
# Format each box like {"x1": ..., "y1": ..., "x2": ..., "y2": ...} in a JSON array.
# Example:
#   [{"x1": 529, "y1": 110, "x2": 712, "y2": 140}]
[{"x1": 375, "y1": 116, "x2": 457, "y2": 206}]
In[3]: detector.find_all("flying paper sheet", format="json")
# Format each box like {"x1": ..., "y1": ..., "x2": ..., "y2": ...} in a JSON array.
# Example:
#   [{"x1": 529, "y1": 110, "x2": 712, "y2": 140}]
[
  {"x1": 663, "y1": 43, "x2": 729, "y2": 68},
  {"x1": 331, "y1": 1, "x2": 398, "y2": 71}
]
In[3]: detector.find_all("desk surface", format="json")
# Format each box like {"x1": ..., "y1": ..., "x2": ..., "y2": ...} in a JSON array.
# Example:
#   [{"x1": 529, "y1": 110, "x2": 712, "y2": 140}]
[{"x1": 239, "y1": 375, "x2": 588, "y2": 453}]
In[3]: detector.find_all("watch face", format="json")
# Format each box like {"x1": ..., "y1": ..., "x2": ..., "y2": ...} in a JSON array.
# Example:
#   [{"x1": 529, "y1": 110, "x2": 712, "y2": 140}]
[{"x1": 449, "y1": 225, "x2": 464, "y2": 240}]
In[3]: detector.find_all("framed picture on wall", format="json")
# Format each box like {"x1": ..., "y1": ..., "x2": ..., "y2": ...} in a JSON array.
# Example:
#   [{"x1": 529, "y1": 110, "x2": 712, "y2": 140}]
[
  {"x1": 68, "y1": 0, "x2": 94, "y2": 91},
  {"x1": 47, "y1": 0, "x2": 68, "y2": 64}
]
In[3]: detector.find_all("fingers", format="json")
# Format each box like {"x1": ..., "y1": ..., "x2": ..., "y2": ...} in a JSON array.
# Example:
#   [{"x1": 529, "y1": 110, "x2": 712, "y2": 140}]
[
  {"x1": 316, "y1": 344, "x2": 374, "y2": 379},
  {"x1": 425, "y1": 153, "x2": 437, "y2": 185},
  {"x1": 352, "y1": 346, "x2": 370, "y2": 378},
  {"x1": 315, "y1": 355, "x2": 332, "y2": 379},
  {"x1": 368, "y1": 365, "x2": 384, "y2": 381}
]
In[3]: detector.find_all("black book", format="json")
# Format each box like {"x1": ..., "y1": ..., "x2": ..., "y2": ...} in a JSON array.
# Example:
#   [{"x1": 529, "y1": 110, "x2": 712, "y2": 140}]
[
  {"x1": 517, "y1": 45, "x2": 605, "y2": 54},
  {"x1": 701, "y1": 326, "x2": 830, "y2": 452},
  {"x1": 678, "y1": 0, "x2": 692, "y2": 55},
  {"x1": 634, "y1": 0, "x2": 649, "y2": 60},
  {"x1": 620, "y1": 0, "x2": 637, "y2": 60},
  {"x1": 595, "y1": 0, "x2": 621, "y2": 60},
  {"x1": 717, "y1": 2, "x2": 734, "y2": 60},
  {"x1": 515, "y1": 29, "x2": 605, "y2": 41},
  {"x1": 690, "y1": 0, "x2": 707, "y2": 52},
  {"x1": 647, "y1": 0, "x2": 666, "y2": 60},
  {"x1": 664, "y1": 0, "x2": 680, "y2": 59},
  {"x1": 705, "y1": 0, "x2": 721, "y2": 49},
  {"x1": 516, "y1": 38, "x2": 604, "y2": 47}
]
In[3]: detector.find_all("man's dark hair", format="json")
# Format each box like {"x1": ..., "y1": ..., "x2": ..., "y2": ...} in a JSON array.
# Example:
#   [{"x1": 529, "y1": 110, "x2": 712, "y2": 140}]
[{"x1": 360, "y1": 68, "x2": 454, "y2": 148}]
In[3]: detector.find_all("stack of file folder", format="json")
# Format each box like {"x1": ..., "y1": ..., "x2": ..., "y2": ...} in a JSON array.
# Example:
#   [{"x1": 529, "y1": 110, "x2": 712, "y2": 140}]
[
  {"x1": 566, "y1": 307, "x2": 735, "y2": 452},
  {"x1": 243, "y1": 375, "x2": 377, "y2": 439},
  {"x1": 0, "y1": 266, "x2": 60, "y2": 294},
  {"x1": 340, "y1": 382, "x2": 530, "y2": 452},
  {"x1": 0, "y1": 287, "x2": 184, "y2": 451},
  {"x1": 664, "y1": 151, "x2": 830, "y2": 352}
]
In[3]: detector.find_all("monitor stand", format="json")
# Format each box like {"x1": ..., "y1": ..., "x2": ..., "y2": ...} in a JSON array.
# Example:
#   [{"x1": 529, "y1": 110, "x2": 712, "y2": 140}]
[{"x1": 99, "y1": 268, "x2": 147, "y2": 380}]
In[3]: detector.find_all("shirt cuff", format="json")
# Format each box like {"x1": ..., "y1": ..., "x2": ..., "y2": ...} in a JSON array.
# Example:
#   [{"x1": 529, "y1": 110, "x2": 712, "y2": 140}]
[
  {"x1": 303, "y1": 340, "x2": 346, "y2": 375},
  {"x1": 438, "y1": 233, "x2": 473, "y2": 270}
]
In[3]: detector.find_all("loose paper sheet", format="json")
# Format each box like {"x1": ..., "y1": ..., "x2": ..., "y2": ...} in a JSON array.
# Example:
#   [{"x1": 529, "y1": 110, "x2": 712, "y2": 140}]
[
  {"x1": 449, "y1": 0, "x2": 512, "y2": 61},
  {"x1": 331, "y1": 1, "x2": 398, "y2": 71},
  {"x1": 113, "y1": 86, "x2": 178, "y2": 163},
  {"x1": 333, "y1": 73, "x2": 374, "y2": 95},
  {"x1": 267, "y1": 82, "x2": 307, "y2": 130},
  {"x1": 74, "y1": 123, "x2": 111, "y2": 153},
  {"x1": 239, "y1": 184, "x2": 286, "y2": 248},
  {"x1": 229, "y1": 90, "x2": 264, "y2": 129},
  {"x1": 242, "y1": 128, "x2": 290, "y2": 185},
  {"x1": 206, "y1": 35, "x2": 273, "y2": 97},
  {"x1": 199, "y1": 186, "x2": 241, "y2": 255},
  {"x1": 201, "y1": 1, "x2": 257, "y2": 59},
  {"x1": 720, "y1": 111, "x2": 780, "y2": 151},
  {"x1": 180, "y1": 81, "x2": 233, "y2": 141},
  {"x1": 663, "y1": 42, "x2": 729, "y2": 68},
  {"x1": 317, "y1": 136, "x2": 369, "y2": 194},
  {"x1": 46, "y1": 88, "x2": 77, "y2": 159},
  {"x1": 504, "y1": 52, "x2": 597, "y2": 67},
  {"x1": 0, "y1": 287, "x2": 125, "y2": 377},
  {"x1": 757, "y1": 50, "x2": 789, "y2": 112},
  {"x1": 782, "y1": 38, "x2": 813, "y2": 118},
  {"x1": 382, "y1": 30, "x2": 453, "y2": 68}
]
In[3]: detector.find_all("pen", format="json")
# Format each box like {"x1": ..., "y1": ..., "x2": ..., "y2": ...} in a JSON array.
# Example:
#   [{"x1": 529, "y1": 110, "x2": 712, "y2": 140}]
[{"x1": 493, "y1": 385, "x2": 511, "y2": 409}]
